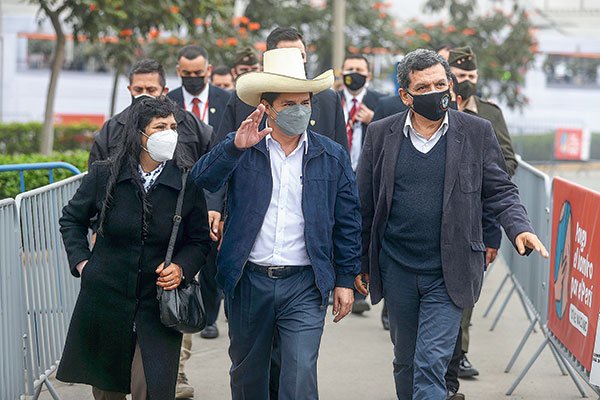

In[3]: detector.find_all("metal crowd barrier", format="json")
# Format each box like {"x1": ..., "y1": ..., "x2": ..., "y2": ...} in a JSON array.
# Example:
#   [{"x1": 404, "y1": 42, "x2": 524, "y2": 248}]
[
  {"x1": 15, "y1": 173, "x2": 85, "y2": 399},
  {"x1": 481, "y1": 158, "x2": 590, "y2": 397},
  {"x1": 0, "y1": 199, "x2": 27, "y2": 400},
  {"x1": 0, "y1": 162, "x2": 81, "y2": 193}
]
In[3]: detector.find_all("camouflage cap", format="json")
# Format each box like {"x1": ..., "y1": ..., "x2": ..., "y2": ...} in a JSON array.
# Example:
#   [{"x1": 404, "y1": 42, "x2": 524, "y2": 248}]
[
  {"x1": 449, "y1": 46, "x2": 477, "y2": 71},
  {"x1": 233, "y1": 46, "x2": 260, "y2": 67}
]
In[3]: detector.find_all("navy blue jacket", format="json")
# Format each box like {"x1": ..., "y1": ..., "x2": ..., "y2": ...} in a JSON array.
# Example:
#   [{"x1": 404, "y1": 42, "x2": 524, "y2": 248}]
[{"x1": 191, "y1": 131, "x2": 362, "y2": 305}]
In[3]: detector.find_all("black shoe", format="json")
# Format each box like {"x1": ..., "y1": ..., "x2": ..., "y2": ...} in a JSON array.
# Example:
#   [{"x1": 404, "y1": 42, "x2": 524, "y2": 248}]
[
  {"x1": 458, "y1": 354, "x2": 479, "y2": 378},
  {"x1": 351, "y1": 299, "x2": 371, "y2": 314},
  {"x1": 200, "y1": 324, "x2": 219, "y2": 339},
  {"x1": 381, "y1": 310, "x2": 390, "y2": 330},
  {"x1": 446, "y1": 388, "x2": 465, "y2": 400}
]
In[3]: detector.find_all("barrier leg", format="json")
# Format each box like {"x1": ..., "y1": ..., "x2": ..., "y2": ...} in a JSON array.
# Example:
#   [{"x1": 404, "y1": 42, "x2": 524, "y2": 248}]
[
  {"x1": 490, "y1": 283, "x2": 516, "y2": 331},
  {"x1": 548, "y1": 342, "x2": 568, "y2": 376},
  {"x1": 483, "y1": 273, "x2": 510, "y2": 318},
  {"x1": 505, "y1": 316, "x2": 538, "y2": 373},
  {"x1": 506, "y1": 338, "x2": 548, "y2": 395},
  {"x1": 515, "y1": 285, "x2": 536, "y2": 325},
  {"x1": 549, "y1": 342, "x2": 588, "y2": 398}
]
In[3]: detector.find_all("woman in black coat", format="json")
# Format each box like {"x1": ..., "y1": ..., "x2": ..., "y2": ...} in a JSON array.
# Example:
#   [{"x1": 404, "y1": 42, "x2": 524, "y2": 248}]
[{"x1": 57, "y1": 96, "x2": 211, "y2": 399}]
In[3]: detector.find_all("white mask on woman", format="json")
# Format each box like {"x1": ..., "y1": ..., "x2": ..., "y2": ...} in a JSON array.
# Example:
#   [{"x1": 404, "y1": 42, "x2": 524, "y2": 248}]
[{"x1": 140, "y1": 129, "x2": 178, "y2": 162}]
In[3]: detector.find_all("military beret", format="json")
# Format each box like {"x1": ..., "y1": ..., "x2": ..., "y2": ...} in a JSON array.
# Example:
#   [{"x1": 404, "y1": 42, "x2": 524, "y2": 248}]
[
  {"x1": 449, "y1": 46, "x2": 477, "y2": 71},
  {"x1": 233, "y1": 46, "x2": 259, "y2": 67}
]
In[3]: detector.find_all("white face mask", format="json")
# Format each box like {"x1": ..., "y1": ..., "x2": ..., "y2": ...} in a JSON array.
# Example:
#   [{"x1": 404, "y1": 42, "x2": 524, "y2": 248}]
[{"x1": 140, "y1": 129, "x2": 178, "y2": 162}]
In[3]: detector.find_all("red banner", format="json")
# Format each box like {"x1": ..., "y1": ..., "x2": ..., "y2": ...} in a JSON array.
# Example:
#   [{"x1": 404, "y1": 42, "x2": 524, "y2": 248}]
[
  {"x1": 548, "y1": 177, "x2": 600, "y2": 372},
  {"x1": 554, "y1": 127, "x2": 591, "y2": 161}
]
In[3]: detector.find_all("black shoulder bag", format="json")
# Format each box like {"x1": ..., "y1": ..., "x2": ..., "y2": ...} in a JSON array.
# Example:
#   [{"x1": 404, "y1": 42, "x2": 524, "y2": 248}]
[{"x1": 157, "y1": 171, "x2": 207, "y2": 334}]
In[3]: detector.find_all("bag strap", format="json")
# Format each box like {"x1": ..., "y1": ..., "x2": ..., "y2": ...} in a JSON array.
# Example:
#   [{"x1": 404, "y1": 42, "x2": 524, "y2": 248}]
[{"x1": 164, "y1": 171, "x2": 188, "y2": 268}]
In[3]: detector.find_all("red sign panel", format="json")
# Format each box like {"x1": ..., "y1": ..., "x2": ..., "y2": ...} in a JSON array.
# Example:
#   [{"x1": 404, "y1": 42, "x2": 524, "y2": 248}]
[
  {"x1": 554, "y1": 128, "x2": 590, "y2": 161},
  {"x1": 548, "y1": 177, "x2": 600, "y2": 372}
]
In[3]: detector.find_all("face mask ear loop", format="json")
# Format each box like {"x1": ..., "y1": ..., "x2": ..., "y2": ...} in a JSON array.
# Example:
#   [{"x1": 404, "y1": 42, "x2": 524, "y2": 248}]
[{"x1": 139, "y1": 130, "x2": 151, "y2": 154}]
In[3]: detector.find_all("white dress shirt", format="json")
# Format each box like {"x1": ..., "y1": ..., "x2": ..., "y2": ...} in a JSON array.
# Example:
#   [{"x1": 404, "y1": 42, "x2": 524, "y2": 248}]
[
  {"x1": 403, "y1": 111, "x2": 449, "y2": 154},
  {"x1": 342, "y1": 87, "x2": 367, "y2": 170},
  {"x1": 183, "y1": 83, "x2": 210, "y2": 125},
  {"x1": 248, "y1": 132, "x2": 311, "y2": 266}
]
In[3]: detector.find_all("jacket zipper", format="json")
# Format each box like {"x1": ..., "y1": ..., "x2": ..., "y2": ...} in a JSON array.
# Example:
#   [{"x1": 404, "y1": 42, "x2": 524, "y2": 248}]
[
  {"x1": 301, "y1": 149, "x2": 326, "y2": 308},
  {"x1": 230, "y1": 147, "x2": 273, "y2": 297}
]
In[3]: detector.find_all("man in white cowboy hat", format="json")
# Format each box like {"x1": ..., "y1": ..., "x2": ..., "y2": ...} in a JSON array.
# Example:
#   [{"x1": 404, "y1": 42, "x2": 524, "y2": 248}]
[{"x1": 191, "y1": 47, "x2": 361, "y2": 400}]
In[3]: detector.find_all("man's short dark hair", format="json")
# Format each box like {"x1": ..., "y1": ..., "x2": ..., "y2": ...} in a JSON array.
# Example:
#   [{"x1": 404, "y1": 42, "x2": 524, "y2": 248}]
[
  {"x1": 343, "y1": 54, "x2": 370, "y2": 72},
  {"x1": 177, "y1": 45, "x2": 209, "y2": 63},
  {"x1": 435, "y1": 43, "x2": 453, "y2": 53},
  {"x1": 211, "y1": 65, "x2": 232, "y2": 79},
  {"x1": 128, "y1": 59, "x2": 166, "y2": 88},
  {"x1": 396, "y1": 49, "x2": 452, "y2": 90},
  {"x1": 266, "y1": 27, "x2": 305, "y2": 51}
]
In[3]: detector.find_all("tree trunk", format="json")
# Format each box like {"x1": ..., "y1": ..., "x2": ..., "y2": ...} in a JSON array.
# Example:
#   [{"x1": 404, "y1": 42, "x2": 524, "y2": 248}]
[
  {"x1": 40, "y1": 7, "x2": 66, "y2": 155},
  {"x1": 109, "y1": 66, "x2": 122, "y2": 117}
]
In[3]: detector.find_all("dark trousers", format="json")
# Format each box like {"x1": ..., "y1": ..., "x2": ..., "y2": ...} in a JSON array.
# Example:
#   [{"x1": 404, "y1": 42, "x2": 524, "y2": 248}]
[
  {"x1": 226, "y1": 266, "x2": 326, "y2": 400},
  {"x1": 200, "y1": 242, "x2": 222, "y2": 326},
  {"x1": 445, "y1": 327, "x2": 463, "y2": 393},
  {"x1": 380, "y1": 252, "x2": 462, "y2": 400}
]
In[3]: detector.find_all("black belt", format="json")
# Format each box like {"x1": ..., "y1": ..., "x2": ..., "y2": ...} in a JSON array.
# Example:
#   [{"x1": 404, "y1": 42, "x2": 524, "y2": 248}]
[{"x1": 246, "y1": 261, "x2": 310, "y2": 279}]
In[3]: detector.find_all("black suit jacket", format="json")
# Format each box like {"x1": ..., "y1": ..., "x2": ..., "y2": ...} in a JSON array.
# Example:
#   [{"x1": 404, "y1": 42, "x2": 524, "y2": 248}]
[
  {"x1": 357, "y1": 109, "x2": 533, "y2": 308},
  {"x1": 214, "y1": 89, "x2": 348, "y2": 149},
  {"x1": 338, "y1": 89, "x2": 384, "y2": 145},
  {"x1": 372, "y1": 95, "x2": 408, "y2": 122},
  {"x1": 167, "y1": 84, "x2": 231, "y2": 130}
]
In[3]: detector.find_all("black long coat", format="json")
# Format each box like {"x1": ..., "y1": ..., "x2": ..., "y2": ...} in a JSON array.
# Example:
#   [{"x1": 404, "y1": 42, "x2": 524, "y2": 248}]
[{"x1": 57, "y1": 161, "x2": 211, "y2": 399}]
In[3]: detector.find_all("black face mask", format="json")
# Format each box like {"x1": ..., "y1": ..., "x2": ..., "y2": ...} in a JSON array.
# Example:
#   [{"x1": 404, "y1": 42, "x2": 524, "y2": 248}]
[
  {"x1": 343, "y1": 72, "x2": 367, "y2": 91},
  {"x1": 131, "y1": 93, "x2": 154, "y2": 106},
  {"x1": 182, "y1": 76, "x2": 207, "y2": 96},
  {"x1": 456, "y1": 80, "x2": 477, "y2": 100},
  {"x1": 408, "y1": 88, "x2": 451, "y2": 121}
]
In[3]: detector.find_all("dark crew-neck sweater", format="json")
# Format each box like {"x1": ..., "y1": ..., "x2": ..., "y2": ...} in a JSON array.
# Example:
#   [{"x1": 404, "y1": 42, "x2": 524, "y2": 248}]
[{"x1": 382, "y1": 134, "x2": 447, "y2": 273}]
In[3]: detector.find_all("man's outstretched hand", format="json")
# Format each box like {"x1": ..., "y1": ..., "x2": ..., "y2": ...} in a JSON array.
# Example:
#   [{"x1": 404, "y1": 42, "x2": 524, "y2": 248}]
[
  {"x1": 234, "y1": 104, "x2": 272, "y2": 150},
  {"x1": 515, "y1": 232, "x2": 549, "y2": 258}
]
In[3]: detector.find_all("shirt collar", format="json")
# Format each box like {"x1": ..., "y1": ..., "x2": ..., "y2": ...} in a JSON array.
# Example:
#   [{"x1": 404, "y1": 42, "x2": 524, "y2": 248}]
[
  {"x1": 342, "y1": 87, "x2": 367, "y2": 105},
  {"x1": 265, "y1": 127, "x2": 309, "y2": 155},
  {"x1": 403, "y1": 110, "x2": 449, "y2": 138},
  {"x1": 182, "y1": 82, "x2": 209, "y2": 107}
]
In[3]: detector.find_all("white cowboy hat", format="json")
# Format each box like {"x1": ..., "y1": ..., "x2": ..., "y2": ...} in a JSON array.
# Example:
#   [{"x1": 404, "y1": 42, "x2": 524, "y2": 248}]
[{"x1": 236, "y1": 47, "x2": 334, "y2": 107}]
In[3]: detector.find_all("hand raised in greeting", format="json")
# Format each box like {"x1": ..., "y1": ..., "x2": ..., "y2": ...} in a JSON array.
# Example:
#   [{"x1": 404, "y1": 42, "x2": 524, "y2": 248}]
[{"x1": 234, "y1": 104, "x2": 273, "y2": 150}]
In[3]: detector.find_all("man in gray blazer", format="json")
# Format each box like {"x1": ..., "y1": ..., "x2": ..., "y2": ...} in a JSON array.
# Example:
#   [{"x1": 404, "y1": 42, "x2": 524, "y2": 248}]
[{"x1": 355, "y1": 49, "x2": 548, "y2": 400}]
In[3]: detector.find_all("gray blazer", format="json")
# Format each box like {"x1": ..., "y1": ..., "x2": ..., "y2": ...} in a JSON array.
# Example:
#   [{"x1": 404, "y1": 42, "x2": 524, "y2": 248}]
[{"x1": 356, "y1": 109, "x2": 533, "y2": 309}]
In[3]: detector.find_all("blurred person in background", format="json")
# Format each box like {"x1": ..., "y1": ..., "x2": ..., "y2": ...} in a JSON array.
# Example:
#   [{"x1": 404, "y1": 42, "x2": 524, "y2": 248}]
[{"x1": 211, "y1": 65, "x2": 235, "y2": 91}]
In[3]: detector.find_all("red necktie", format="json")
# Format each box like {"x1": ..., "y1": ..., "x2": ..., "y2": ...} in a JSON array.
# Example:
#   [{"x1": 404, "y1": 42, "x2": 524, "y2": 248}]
[
  {"x1": 191, "y1": 97, "x2": 201, "y2": 120},
  {"x1": 347, "y1": 98, "x2": 358, "y2": 151}
]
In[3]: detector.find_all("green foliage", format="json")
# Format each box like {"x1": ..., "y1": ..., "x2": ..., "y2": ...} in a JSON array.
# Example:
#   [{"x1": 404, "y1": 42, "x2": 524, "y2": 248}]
[
  {"x1": 244, "y1": 0, "x2": 399, "y2": 72},
  {"x1": 397, "y1": 0, "x2": 536, "y2": 109},
  {"x1": 0, "y1": 150, "x2": 89, "y2": 199},
  {"x1": 512, "y1": 133, "x2": 600, "y2": 161},
  {"x1": 0, "y1": 122, "x2": 98, "y2": 154}
]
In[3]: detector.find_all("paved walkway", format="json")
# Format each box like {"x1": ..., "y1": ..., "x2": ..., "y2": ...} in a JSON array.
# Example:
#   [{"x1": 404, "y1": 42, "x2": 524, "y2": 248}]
[{"x1": 40, "y1": 258, "x2": 597, "y2": 399}]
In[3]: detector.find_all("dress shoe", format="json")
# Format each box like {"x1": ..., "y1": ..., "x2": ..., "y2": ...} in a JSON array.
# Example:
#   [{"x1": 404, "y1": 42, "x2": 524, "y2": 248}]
[
  {"x1": 446, "y1": 388, "x2": 465, "y2": 400},
  {"x1": 458, "y1": 353, "x2": 479, "y2": 378},
  {"x1": 351, "y1": 299, "x2": 371, "y2": 314},
  {"x1": 200, "y1": 324, "x2": 219, "y2": 339},
  {"x1": 176, "y1": 372, "x2": 194, "y2": 398}
]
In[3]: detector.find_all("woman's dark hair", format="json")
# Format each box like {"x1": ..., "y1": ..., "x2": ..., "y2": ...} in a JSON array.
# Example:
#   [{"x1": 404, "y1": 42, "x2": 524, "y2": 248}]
[{"x1": 97, "y1": 96, "x2": 190, "y2": 235}]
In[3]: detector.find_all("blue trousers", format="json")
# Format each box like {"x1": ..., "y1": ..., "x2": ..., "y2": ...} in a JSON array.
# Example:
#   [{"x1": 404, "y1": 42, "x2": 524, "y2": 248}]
[
  {"x1": 380, "y1": 252, "x2": 462, "y2": 400},
  {"x1": 226, "y1": 267, "x2": 326, "y2": 400}
]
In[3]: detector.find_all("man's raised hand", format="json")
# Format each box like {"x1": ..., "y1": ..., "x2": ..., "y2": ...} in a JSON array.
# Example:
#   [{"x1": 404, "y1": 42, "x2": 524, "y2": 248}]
[{"x1": 234, "y1": 104, "x2": 273, "y2": 150}]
